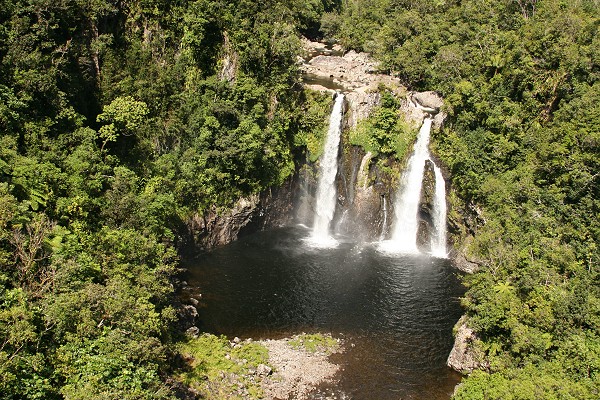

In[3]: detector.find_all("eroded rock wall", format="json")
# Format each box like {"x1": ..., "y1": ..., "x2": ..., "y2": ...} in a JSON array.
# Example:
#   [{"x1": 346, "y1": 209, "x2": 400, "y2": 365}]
[
  {"x1": 416, "y1": 159, "x2": 436, "y2": 252},
  {"x1": 186, "y1": 177, "x2": 296, "y2": 251}
]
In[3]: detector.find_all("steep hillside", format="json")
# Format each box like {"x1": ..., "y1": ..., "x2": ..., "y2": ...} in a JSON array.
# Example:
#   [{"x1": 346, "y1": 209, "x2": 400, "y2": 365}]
[
  {"x1": 0, "y1": 1, "x2": 336, "y2": 398},
  {"x1": 327, "y1": 0, "x2": 600, "y2": 397}
]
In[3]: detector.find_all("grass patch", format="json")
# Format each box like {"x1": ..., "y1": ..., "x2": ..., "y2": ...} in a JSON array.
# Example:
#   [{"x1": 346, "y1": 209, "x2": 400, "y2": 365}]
[
  {"x1": 177, "y1": 334, "x2": 269, "y2": 399},
  {"x1": 288, "y1": 333, "x2": 340, "y2": 354}
]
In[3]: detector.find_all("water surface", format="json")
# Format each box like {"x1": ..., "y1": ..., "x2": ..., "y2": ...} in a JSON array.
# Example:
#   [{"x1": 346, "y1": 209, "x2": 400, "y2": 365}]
[{"x1": 183, "y1": 226, "x2": 464, "y2": 399}]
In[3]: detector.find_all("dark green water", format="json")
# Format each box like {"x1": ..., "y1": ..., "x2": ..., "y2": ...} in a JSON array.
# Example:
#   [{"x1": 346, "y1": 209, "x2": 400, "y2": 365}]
[{"x1": 184, "y1": 226, "x2": 465, "y2": 399}]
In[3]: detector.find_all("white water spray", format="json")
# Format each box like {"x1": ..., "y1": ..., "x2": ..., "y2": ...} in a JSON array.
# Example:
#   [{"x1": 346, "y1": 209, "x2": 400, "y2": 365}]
[
  {"x1": 380, "y1": 116, "x2": 448, "y2": 257},
  {"x1": 311, "y1": 93, "x2": 344, "y2": 246},
  {"x1": 431, "y1": 165, "x2": 447, "y2": 257},
  {"x1": 389, "y1": 118, "x2": 433, "y2": 253},
  {"x1": 379, "y1": 196, "x2": 388, "y2": 241}
]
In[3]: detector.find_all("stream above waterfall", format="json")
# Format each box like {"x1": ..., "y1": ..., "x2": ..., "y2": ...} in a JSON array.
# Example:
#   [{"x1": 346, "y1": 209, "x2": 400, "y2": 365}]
[{"x1": 184, "y1": 226, "x2": 464, "y2": 399}]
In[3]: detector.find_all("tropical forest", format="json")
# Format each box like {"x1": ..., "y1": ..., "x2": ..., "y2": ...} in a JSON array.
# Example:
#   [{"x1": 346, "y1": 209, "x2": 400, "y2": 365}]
[{"x1": 0, "y1": 0, "x2": 598, "y2": 399}]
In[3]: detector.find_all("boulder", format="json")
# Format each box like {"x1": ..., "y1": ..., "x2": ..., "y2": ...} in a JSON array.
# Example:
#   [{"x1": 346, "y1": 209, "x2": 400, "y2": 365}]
[
  {"x1": 185, "y1": 326, "x2": 200, "y2": 339},
  {"x1": 452, "y1": 252, "x2": 482, "y2": 274},
  {"x1": 256, "y1": 363, "x2": 273, "y2": 376},
  {"x1": 412, "y1": 91, "x2": 443, "y2": 111},
  {"x1": 447, "y1": 316, "x2": 488, "y2": 373}
]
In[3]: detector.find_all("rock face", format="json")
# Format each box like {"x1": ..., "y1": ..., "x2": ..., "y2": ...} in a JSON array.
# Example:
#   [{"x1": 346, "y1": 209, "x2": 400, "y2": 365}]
[
  {"x1": 300, "y1": 41, "x2": 408, "y2": 130},
  {"x1": 447, "y1": 316, "x2": 488, "y2": 373},
  {"x1": 187, "y1": 177, "x2": 296, "y2": 251},
  {"x1": 334, "y1": 148, "x2": 388, "y2": 241},
  {"x1": 452, "y1": 251, "x2": 482, "y2": 274},
  {"x1": 416, "y1": 160, "x2": 436, "y2": 252},
  {"x1": 189, "y1": 196, "x2": 259, "y2": 250},
  {"x1": 345, "y1": 90, "x2": 382, "y2": 129},
  {"x1": 412, "y1": 91, "x2": 443, "y2": 111},
  {"x1": 447, "y1": 201, "x2": 487, "y2": 273},
  {"x1": 300, "y1": 39, "x2": 446, "y2": 128},
  {"x1": 218, "y1": 31, "x2": 238, "y2": 82},
  {"x1": 301, "y1": 50, "x2": 382, "y2": 92}
]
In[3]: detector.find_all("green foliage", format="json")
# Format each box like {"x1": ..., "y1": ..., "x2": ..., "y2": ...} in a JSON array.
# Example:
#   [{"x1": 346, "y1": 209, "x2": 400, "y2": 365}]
[
  {"x1": 0, "y1": 0, "x2": 332, "y2": 397},
  {"x1": 57, "y1": 331, "x2": 174, "y2": 400},
  {"x1": 97, "y1": 96, "x2": 149, "y2": 150},
  {"x1": 453, "y1": 364, "x2": 598, "y2": 400},
  {"x1": 294, "y1": 90, "x2": 335, "y2": 162},
  {"x1": 332, "y1": 1, "x2": 599, "y2": 398},
  {"x1": 349, "y1": 89, "x2": 417, "y2": 160},
  {"x1": 177, "y1": 334, "x2": 269, "y2": 398}
]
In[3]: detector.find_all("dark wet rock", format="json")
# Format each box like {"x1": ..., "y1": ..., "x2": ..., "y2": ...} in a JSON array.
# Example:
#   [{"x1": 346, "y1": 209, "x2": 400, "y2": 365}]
[
  {"x1": 176, "y1": 304, "x2": 199, "y2": 333},
  {"x1": 334, "y1": 149, "x2": 394, "y2": 241},
  {"x1": 416, "y1": 160, "x2": 436, "y2": 251},
  {"x1": 187, "y1": 177, "x2": 296, "y2": 251},
  {"x1": 185, "y1": 326, "x2": 200, "y2": 339},
  {"x1": 183, "y1": 305, "x2": 198, "y2": 318}
]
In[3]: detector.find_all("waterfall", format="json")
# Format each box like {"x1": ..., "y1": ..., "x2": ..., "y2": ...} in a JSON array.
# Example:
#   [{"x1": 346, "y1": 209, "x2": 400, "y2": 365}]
[
  {"x1": 388, "y1": 118, "x2": 433, "y2": 253},
  {"x1": 431, "y1": 165, "x2": 447, "y2": 257},
  {"x1": 311, "y1": 93, "x2": 344, "y2": 245},
  {"x1": 379, "y1": 196, "x2": 388, "y2": 241},
  {"x1": 380, "y1": 116, "x2": 448, "y2": 257}
]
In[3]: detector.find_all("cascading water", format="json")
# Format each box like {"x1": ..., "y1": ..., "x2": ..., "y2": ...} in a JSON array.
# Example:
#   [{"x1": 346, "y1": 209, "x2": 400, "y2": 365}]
[
  {"x1": 379, "y1": 196, "x2": 388, "y2": 241},
  {"x1": 310, "y1": 93, "x2": 344, "y2": 246},
  {"x1": 381, "y1": 116, "x2": 448, "y2": 257},
  {"x1": 431, "y1": 165, "x2": 447, "y2": 257},
  {"x1": 388, "y1": 118, "x2": 433, "y2": 253}
]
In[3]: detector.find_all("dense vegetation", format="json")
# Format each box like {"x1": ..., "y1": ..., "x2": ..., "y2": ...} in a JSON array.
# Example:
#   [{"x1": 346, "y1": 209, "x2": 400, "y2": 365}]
[
  {"x1": 326, "y1": 0, "x2": 599, "y2": 398},
  {"x1": 349, "y1": 88, "x2": 417, "y2": 161},
  {"x1": 2, "y1": 0, "x2": 598, "y2": 398},
  {"x1": 0, "y1": 0, "x2": 336, "y2": 398}
]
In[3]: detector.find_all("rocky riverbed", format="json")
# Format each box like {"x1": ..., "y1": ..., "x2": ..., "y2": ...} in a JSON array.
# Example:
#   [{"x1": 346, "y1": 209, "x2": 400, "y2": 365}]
[
  {"x1": 260, "y1": 335, "x2": 343, "y2": 400},
  {"x1": 174, "y1": 332, "x2": 343, "y2": 400}
]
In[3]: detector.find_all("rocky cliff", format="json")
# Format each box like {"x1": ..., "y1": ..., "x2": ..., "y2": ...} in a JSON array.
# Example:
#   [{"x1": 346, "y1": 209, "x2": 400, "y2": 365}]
[
  {"x1": 186, "y1": 177, "x2": 296, "y2": 251},
  {"x1": 447, "y1": 316, "x2": 488, "y2": 373}
]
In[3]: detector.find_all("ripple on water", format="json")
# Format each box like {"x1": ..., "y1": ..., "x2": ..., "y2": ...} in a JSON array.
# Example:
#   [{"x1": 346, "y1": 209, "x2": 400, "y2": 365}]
[{"x1": 184, "y1": 226, "x2": 465, "y2": 400}]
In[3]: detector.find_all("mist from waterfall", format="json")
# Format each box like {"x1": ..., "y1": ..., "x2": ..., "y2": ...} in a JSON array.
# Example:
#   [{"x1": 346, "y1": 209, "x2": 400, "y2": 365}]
[{"x1": 310, "y1": 93, "x2": 344, "y2": 246}]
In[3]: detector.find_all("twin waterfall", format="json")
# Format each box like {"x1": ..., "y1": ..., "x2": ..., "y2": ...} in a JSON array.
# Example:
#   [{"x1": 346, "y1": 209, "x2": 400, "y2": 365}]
[
  {"x1": 311, "y1": 94, "x2": 447, "y2": 257},
  {"x1": 388, "y1": 117, "x2": 448, "y2": 257}
]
